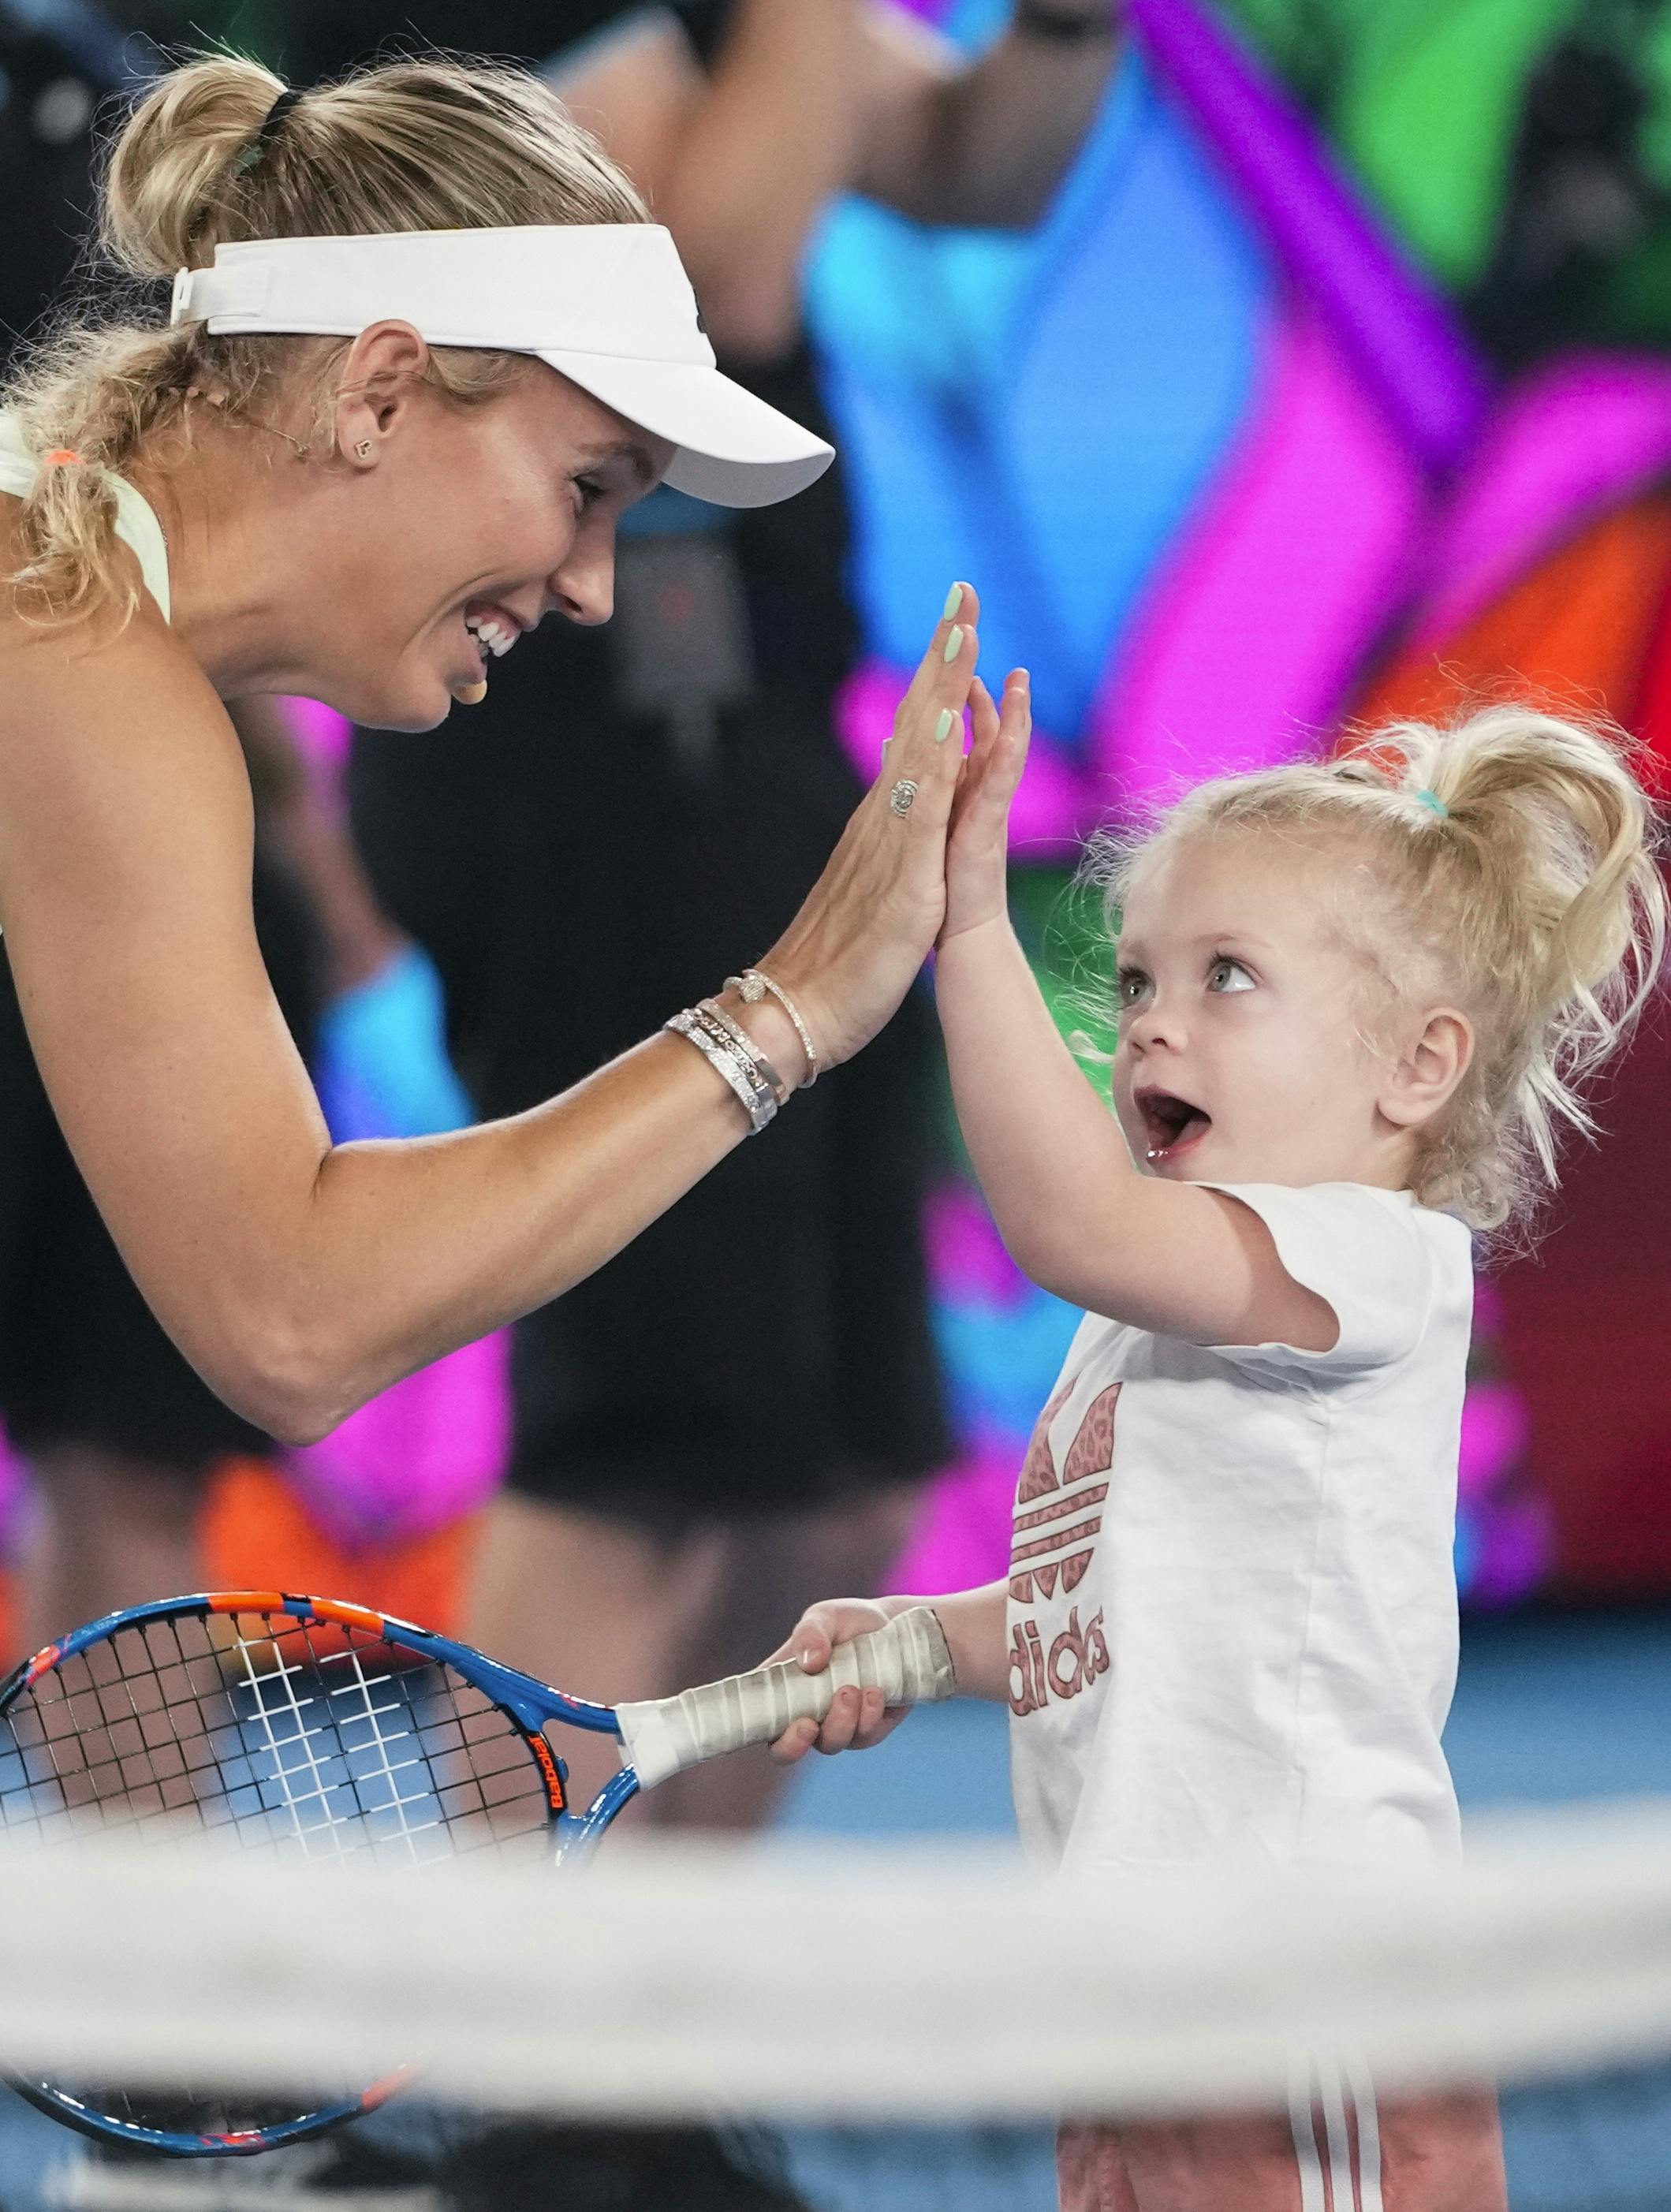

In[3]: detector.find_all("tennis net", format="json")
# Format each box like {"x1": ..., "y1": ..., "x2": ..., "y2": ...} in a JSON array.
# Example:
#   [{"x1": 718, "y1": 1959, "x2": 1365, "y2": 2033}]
[{"x1": 0, "y1": 1805, "x2": 1665, "y2": 2210}]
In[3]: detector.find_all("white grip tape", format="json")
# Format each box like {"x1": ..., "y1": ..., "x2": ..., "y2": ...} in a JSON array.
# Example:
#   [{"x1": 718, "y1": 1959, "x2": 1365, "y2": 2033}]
[{"x1": 614, "y1": 1606, "x2": 956, "y2": 1791}]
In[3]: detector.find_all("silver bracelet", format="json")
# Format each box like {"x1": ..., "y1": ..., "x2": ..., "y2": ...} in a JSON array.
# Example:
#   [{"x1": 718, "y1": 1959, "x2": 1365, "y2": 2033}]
[
  {"x1": 697, "y1": 998, "x2": 789, "y2": 1106},
  {"x1": 686, "y1": 1004, "x2": 783, "y2": 1106},
  {"x1": 725, "y1": 969, "x2": 820, "y2": 1089},
  {"x1": 665, "y1": 1009, "x2": 778, "y2": 1134},
  {"x1": 691, "y1": 1002, "x2": 785, "y2": 1109}
]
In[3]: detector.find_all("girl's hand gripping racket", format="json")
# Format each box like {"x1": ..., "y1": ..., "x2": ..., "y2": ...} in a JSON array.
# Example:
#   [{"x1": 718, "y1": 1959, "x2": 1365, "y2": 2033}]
[{"x1": 0, "y1": 1589, "x2": 954, "y2": 2156}]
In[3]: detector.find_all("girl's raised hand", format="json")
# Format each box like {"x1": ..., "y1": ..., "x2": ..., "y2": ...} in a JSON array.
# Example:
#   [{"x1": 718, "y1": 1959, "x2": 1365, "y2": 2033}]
[
  {"x1": 756, "y1": 585, "x2": 984, "y2": 1069},
  {"x1": 941, "y1": 667, "x2": 1031, "y2": 946}
]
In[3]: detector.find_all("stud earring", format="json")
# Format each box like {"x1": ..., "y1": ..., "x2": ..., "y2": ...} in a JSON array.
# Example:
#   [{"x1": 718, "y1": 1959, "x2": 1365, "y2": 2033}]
[{"x1": 355, "y1": 439, "x2": 371, "y2": 460}]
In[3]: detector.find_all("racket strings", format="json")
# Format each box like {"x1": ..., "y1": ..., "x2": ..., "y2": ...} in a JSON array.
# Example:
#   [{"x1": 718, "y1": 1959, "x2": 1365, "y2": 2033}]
[
  {"x1": 231, "y1": 1621, "x2": 358, "y2": 1861},
  {"x1": 0, "y1": 1607, "x2": 553, "y2": 1865},
  {"x1": 0, "y1": 1605, "x2": 561, "y2": 2146}
]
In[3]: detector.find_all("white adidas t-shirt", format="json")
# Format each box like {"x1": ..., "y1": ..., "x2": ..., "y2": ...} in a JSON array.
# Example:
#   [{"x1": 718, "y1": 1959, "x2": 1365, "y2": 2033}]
[{"x1": 1007, "y1": 1181, "x2": 1474, "y2": 1879}]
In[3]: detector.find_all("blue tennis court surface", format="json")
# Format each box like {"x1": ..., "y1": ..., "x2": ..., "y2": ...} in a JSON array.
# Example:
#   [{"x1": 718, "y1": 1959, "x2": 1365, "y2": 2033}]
[
  {"x1": 778, "y1": 1605, "x2": 1671, "y2": 1839},
  {"x1": 1, "y1": 1606, "x2": 1666, "y2": 2211}
]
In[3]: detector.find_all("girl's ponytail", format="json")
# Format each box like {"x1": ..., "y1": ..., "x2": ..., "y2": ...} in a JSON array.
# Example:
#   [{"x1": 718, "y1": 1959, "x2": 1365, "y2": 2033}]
[{"x1": 1409, "y1": 707, "x2": 1665, "y2": 1210}]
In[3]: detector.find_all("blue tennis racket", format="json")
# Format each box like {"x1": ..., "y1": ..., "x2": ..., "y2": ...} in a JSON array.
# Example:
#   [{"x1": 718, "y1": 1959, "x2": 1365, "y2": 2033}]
[{"x1": 0, "y1": 1587, "x2": 954, "y2": 2156}]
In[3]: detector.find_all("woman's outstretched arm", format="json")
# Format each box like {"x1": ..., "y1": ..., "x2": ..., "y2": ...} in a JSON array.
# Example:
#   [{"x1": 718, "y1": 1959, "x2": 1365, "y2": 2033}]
[{"x1": 0, "y1": 586, "x2": 985, "y2": 1445}]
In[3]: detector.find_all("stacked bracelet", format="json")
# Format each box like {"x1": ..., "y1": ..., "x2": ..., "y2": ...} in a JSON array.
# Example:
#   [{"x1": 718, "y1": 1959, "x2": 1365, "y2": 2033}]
[
  {"x1": 666, "y1": 969, "x2": 823, "y2": 1132},
  {"x1": 666, "y1": 1009, "x2": 779, "y2": 1133},
  {"x1": 697, "y1": 998, "x2": 789, "y2": 1105},
  {"x1": 725, "y1": 970, "x2": 820, "y2": 1088}
]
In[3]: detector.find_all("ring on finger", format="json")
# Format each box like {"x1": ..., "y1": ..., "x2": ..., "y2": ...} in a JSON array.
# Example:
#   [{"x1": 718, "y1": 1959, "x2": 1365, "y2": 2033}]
[{"x1": 890, "y1": 778, "x2": 919, "y2": 817}]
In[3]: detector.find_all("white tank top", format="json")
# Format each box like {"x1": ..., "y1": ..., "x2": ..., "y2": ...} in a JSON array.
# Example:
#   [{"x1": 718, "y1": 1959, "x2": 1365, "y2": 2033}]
[{"x1": 0, "y1": 412, "x2": 171, "y2": 623}]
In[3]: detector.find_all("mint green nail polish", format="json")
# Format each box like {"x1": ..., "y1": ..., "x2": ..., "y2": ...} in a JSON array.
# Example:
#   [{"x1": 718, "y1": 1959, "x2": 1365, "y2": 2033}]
[
  {"x1": 943, "y1": 625, "x2": 964, "y2": 665},
  {"x1": 935, "y1": 708, "x2": 956, "y2": 743},
  {"x1": 942, "y1": 583, "x2": 964, "y2": 621}
]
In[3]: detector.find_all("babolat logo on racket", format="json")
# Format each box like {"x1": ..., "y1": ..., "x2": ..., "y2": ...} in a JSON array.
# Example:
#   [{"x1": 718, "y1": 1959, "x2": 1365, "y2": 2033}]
[
  {"x1": 0, "y1": 1587, "x2": 953, "y2": 2157},
  {"x1": 526, "y1": 1729, "x2": 566, "y2": 1812}
]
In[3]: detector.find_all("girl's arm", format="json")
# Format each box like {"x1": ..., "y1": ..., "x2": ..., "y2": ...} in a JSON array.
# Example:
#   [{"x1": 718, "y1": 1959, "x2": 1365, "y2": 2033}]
[
  {"x1": 767, "y1": 1582, "x2": 1011, "y2": 1764},
  {"x1": 937, "y1": 677, "x2": 1336, "y2": 1353},
  {"x1": 0, "y1": 585, "x2": 983, "y2": 1445}
]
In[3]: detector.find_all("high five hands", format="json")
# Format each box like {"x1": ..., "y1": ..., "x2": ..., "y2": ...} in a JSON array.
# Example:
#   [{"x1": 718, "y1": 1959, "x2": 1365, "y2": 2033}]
[
  {"x1": 759, "y1": 581, "x2": 1031, "y2": 1069},
  {"x1": 942, "y1": 643, "x2": 1032, "y2": 946}
]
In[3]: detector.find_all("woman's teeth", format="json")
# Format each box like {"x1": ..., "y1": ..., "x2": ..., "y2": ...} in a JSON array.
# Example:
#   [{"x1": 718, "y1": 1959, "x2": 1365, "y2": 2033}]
[
  {"x1": 464, "y1": 610, "x2": 517, "y2": 661},
  {"x1": 454, "y1": 607, "x2": 519, "y2": 703}
]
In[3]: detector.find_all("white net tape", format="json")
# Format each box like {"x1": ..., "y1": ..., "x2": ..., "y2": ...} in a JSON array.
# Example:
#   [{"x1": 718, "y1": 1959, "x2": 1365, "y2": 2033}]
[{"x1": 0, "y1": 1799, "x2": 1667, "y2": 2121}]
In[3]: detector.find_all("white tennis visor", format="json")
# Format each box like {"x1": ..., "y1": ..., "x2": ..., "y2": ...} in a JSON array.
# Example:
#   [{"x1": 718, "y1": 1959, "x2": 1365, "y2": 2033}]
[{"x1": 170, "y1": 226, "x2": 834, "y2": 510}]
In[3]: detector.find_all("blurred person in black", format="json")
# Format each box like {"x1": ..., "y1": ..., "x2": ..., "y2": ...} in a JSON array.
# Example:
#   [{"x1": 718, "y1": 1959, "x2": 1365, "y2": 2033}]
[
  {"x1": 0, "y1": 7, "x2": 402, "y2": 1648},
  {"x1": 278, "y1": 0, "x2": 1119, "y2": 1825}
]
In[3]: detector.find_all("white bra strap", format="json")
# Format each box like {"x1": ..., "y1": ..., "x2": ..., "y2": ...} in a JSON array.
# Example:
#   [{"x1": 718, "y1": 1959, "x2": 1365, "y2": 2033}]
[
  {"x1": 0, "y1": 414, "x2": 171, "y2": 625},
  {"x1": 105, "y1": 476, "x2": 171, "y2": 625}
]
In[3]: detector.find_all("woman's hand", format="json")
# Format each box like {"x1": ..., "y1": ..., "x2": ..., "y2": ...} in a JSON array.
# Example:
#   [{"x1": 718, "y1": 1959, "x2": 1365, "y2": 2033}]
[
  {"x1": 765, "y1": 1595, "x2": 918, "y2": 1763},
  {"x1": 756, "y1": 584, "x2": 987, "y2": 1069},
  {"x1": 941, "y1": 667, "x2": 1031, "y2": 945}
]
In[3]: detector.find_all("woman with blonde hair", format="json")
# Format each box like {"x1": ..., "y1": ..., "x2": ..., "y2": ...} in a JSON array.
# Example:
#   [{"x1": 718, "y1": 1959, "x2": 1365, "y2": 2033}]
[{"x1": 0, "y1": 53, "x2": 1001, "y2": 1643}]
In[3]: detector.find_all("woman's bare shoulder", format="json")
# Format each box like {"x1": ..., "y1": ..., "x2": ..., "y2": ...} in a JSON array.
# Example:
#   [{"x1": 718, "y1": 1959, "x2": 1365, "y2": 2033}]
[
  {"x1": 0, "y1": 520, "x2": 251, "y2": 935},
  {"x1": 0, "y1": 514, "x2": 233, "y2": 763}
]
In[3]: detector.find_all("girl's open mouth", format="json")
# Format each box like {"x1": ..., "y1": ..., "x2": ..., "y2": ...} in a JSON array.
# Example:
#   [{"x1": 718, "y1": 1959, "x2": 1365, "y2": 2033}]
[{"x1": 1136, "y1": 1088, "x2": 1212, "y2": 1164}]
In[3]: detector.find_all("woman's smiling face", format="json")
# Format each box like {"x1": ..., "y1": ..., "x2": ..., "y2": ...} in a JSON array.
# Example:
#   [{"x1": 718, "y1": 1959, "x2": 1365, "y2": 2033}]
[
  {"x1": 307, "y1": 357, "x2": 673, "y2": 731},
  {"x1": 1110, "y1": 829, "x2": 1404, "y2": 1192}
]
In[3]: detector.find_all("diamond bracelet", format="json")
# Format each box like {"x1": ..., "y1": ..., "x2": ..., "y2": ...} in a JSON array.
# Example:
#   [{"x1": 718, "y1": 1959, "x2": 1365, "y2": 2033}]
[
  {"x1": 725, "y1": 970, "x2": 820, "y2": 1089},
  {"x1": 697, "y1": 999, "x2": 789, "y2": 1106},
  {"x1": 665, "y1": 1009, "x2": 778, "y2": 1135}
]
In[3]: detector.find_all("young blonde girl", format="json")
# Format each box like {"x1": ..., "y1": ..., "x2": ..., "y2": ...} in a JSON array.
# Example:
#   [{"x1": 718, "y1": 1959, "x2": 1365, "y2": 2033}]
[{"x1": 770, "y1": 677, "x2": 1666, "y2": 2212}]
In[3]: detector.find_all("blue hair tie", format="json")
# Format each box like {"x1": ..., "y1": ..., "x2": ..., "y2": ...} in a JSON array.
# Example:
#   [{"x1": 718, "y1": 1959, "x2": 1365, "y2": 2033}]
[{"x1": 1416, "y1": 788, "x2": 1449, "y2": 819}]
